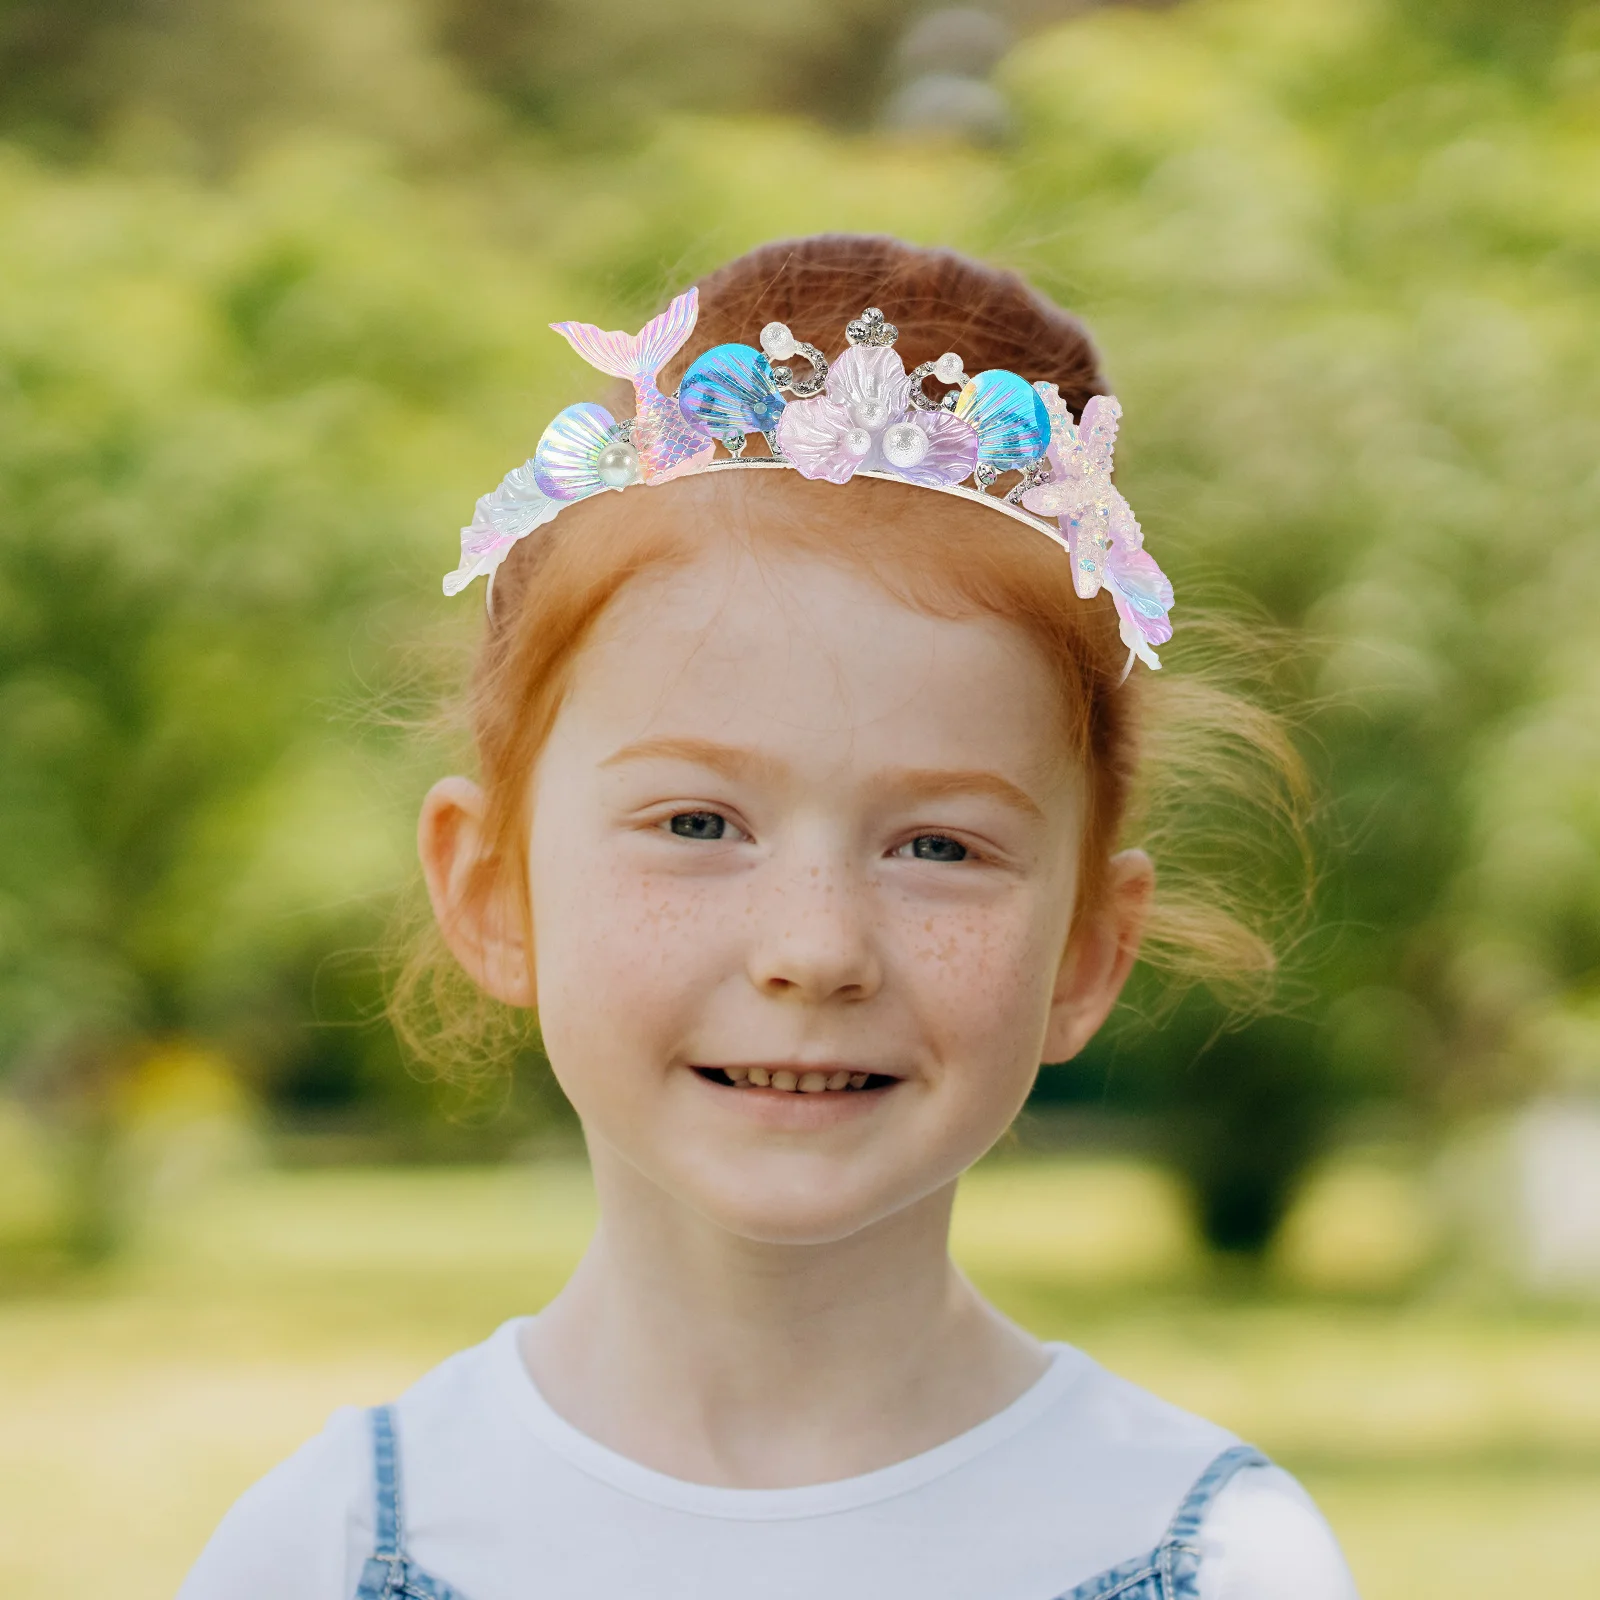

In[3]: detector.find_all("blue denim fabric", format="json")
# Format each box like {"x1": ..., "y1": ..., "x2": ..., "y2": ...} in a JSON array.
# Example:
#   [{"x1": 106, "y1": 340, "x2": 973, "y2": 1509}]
[
  {"x1": 353, "y1": 1407, "x2": 473, "y2": 1600},
  {"x1": 1053, "y1": 1445, "x2": 1271, "y2": 1600},
  {"x1": 353, "y1": 1403, "x2": 1266, "y2": 1600}
]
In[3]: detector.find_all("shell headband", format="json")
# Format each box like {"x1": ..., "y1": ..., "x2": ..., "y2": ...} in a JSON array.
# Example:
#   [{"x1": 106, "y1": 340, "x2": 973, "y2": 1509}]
[{"x1": 446, "y1": 288, "x2": 1174, "y2": 671}]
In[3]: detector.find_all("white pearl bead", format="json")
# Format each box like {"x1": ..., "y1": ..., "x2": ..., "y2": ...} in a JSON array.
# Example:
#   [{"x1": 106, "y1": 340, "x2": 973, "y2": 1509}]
[
  {"x1": 595, "y1": 441, "x2": 641, "y2": 487},
  {"x1": 842, "y1": 427, "x2": 873, "y2": 458},
  {"x1": 850, "y1": 397, "x2": 890, "y2": 430},
  {"x1": 760, "y1": 321, "x2": 797, "y2": 361},
  {"x1": 881, "y1": 421, "x2": 930, "y2": 468},
  {"x1": 933, "y1": 351, "x2": 965, "y2": 384}
]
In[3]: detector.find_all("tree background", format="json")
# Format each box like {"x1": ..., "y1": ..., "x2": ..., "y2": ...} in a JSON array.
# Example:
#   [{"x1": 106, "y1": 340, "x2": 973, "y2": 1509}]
[{"x1": 1, "y1": 0, "x2": 1597, "y2": 1259}]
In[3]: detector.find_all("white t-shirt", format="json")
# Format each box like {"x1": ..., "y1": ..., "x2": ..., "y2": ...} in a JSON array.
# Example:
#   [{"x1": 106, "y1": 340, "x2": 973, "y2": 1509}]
[{"x1": 180, "y1": 1318, "x2": 1357, "y2": 1600}]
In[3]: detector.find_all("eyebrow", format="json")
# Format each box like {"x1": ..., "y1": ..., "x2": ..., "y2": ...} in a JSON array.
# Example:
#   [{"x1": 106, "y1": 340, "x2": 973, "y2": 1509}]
[
  {"x1": 601, "y1": 738, "x2": 1045, "y2": 822},
  {"x1": 877, "y1": 767, "x2": 1047, "y2": 823},
  {"x1": 599, "y1": 736, "x2": 787, "y2": 786}
]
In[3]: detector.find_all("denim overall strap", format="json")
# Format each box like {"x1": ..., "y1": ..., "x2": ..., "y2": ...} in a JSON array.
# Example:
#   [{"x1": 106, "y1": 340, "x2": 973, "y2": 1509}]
[
  {"x1": 1054, "y1": 1443, "x2": 1271, "y2": 1600},
  {"x1": 353, "y1": 1406, "x2": 475, "y2": 1600},
  {"x1": 373, "y1": 1406, "x2": 404, "y2": 1562},
  {"x1": 1155, "y1": 1444, "x2": 1272, "y2": 1600}
]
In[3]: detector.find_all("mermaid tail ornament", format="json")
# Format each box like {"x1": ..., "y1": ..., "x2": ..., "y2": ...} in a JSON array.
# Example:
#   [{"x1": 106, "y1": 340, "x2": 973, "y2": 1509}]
[{"x1": 550, "y1": 288, "x2": 715, "y2": 484}]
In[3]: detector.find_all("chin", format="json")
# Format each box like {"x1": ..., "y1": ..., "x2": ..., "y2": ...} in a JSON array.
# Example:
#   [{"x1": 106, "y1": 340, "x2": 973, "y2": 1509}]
[{"x1": 685, "y1": 1172, "x2": 929, "y2": 1247}]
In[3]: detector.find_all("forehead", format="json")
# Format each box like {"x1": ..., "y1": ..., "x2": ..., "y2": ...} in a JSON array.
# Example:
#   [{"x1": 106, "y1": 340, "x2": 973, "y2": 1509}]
[{"x1": 552, "y1": 536, "x2": 1075, "y2": 799}]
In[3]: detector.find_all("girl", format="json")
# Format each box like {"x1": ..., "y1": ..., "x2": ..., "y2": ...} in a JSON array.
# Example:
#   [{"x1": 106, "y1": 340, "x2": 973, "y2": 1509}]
[{"x1": 181, "y1": 236, "x2": 1358, "y2": 1600}]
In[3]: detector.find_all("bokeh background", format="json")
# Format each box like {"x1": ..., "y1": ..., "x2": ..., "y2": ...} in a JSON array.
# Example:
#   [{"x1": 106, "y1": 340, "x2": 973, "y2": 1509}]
[{"x1": 2, "y1": 0, "x2": 1599, "y2": 1593}]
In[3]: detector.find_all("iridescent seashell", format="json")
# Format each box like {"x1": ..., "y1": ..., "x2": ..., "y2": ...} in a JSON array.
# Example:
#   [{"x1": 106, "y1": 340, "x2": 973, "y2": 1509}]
[
  {"x1": 443, "y1": 462, "x2": 562, "y2": 595},
  {"x1": 953, "y1": 370, "x2": 1051, "y2": 472},
  {"x1": 1108, "y1": 544, "x2": 1173, "y2": 631},
  {"x1": 484, "y1": 462, "x2": 558, "y2": 537},
  {"x1": 678, "y1": 344, "x2": 786, "y2": 441},
  {"x1": 533, "y1": 402, "x2": 617, "y2": 501},
  {"x1": 1106, "y1": 542, "x2": 1174, "y2": 670}
]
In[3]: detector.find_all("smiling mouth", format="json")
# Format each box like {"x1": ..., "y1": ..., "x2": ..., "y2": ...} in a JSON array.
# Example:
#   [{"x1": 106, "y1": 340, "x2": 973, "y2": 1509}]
[{"x1": 693, "y1": 1066, "x2": 899, "y2": 1095}]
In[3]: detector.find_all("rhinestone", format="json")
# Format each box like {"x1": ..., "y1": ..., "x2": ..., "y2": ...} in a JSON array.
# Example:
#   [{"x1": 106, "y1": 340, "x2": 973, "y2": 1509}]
[
  {"x1": 760, "y1": 322, "x2": 798, "y2": 361},
  {"x1": 881, "y1": 421, "x2": 931, "y2": 468},
  {"x1": 595, "y1": 441, "x2": 641, "y2": 487},
  {"x1": 846, "y1": 307, "x2": 899, "y2": 347}
]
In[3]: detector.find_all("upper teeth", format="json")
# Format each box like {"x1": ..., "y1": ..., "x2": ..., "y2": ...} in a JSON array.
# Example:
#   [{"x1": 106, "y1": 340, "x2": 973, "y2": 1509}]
[{"x1": 724, "y1": 1066, "x2": 872, "y2": 1092}]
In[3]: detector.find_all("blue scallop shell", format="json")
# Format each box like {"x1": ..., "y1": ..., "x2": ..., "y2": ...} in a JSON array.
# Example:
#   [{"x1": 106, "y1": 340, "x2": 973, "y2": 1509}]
[
  {"x1": 953, "y1": 370, "x2": 1051, "y2": 472},
  {"x1": 677, "y1": 343, "x2": 786, "y2": 441},
  {"x1": 533, "y1": 402, "x2": 617, "y2": 501}
]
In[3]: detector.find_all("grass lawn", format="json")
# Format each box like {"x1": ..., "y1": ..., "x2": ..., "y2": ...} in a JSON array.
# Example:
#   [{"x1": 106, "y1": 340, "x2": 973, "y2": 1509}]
[{"x1": 0, "y1": 1158, "x2": 1596, "y2": 1598}]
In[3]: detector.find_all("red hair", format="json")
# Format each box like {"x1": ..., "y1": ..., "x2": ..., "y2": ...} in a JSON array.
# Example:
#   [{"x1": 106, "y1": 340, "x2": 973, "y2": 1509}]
[{"x1": 395, "y1": 236, "x2": 1305, "y2": 1072}]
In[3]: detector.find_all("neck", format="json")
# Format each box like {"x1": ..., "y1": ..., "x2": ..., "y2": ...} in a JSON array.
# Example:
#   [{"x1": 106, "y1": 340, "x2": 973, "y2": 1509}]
[{"x1": 519, "y1": 1141, "x2": 1047, "y2": 1488}]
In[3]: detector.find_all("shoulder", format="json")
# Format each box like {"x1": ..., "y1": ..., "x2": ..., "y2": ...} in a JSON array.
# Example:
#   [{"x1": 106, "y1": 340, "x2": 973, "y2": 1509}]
[
  {"x1": 1004, "y1": 1351, "x2": 1357, "y2": 1594},
  {"x1": 178, "y1": 1324, "x2": 519, "y2": 1600},
  {"x1": 176, "y1": 1403, "x2": 372, "y2": 1600},
  {"x1": 1058, "y1": 1353, "x2": 1238, "y2": 1457},
  {"x1": 1033, "y1": 1347, "x2": 1239, "y2": 1495},
  {"x1": 1197, "y1": 1463, "x2": 1360, "y2": 1600}
]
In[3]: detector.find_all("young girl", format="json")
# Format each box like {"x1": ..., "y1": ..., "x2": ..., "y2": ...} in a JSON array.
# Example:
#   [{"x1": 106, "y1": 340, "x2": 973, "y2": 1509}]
[{"x1": 181, "y1": 236, "x2": 1358, "y2": 1600}]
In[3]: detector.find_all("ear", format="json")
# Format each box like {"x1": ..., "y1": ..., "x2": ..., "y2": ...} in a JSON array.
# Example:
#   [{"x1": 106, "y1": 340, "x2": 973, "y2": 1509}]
[
  {"x1": 1041, "y1": 849, "x2": 1154, "y2": 1062},
  {"x1": 418, "y1": 776, "x2": 535, "y2": 1008}
]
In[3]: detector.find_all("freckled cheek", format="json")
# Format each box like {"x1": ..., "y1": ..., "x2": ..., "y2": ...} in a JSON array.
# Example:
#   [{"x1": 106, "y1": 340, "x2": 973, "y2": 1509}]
[
  {"x1": 535, "y1": 854, "x2": 736, "y2": 1002},
  {"x1": 535, "y1": 873, "x2": 738, "y2": 1111},
  {"x1": 900, "y1": 906, "x2": 1060, "y2": 1049}
]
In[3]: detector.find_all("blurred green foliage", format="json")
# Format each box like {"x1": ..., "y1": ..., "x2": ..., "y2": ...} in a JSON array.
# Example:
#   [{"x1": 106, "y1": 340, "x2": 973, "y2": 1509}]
[
  {"x1": 0, "y1": 142, "x2": 577, "y2": 1215},
  {"x1": 996, "y1": 0, "x2": 1600, "y2": 1241},
  {"x1": 0, "y1": 1, "x2": 1110, "y2": 157},
  {"x1": 2, "y1": 0, "x2": 1598, "y2": 1254}
]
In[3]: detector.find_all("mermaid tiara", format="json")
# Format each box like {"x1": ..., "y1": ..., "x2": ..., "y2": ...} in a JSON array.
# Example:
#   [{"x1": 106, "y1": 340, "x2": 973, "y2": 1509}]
[{"x1": 445, "y1": 288, "x2": 1174, "y2": 670}]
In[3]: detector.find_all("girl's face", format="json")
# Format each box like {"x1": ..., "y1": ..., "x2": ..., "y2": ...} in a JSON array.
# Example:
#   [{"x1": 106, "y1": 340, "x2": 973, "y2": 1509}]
[{"x1": 428, "y1": 537, "x2": 1148, "y2": 1245}]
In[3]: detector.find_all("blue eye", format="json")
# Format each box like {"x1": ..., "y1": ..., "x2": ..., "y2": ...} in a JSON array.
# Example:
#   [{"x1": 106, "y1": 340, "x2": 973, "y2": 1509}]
[
  {"x1": 909, "y1": 834, "x2": 967, "y2": 862},
  {"x1": 669, "y1": 811, "x2": 727, "y2": 841}
]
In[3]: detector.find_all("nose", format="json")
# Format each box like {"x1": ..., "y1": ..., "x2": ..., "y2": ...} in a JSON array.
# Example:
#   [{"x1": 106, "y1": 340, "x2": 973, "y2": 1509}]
[{"x1": 745, "y1": 850, "x2": 883, "y2": 1005}]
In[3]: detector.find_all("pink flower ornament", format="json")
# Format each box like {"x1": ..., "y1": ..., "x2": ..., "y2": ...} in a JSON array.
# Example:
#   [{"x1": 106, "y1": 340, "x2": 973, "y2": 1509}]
[
  {"x1": 1023, "y1": 387, "x2": 1174, "y2": 670},
  {"x1": 776, "y1": 344, "x2": 978, "y2": 489}
]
